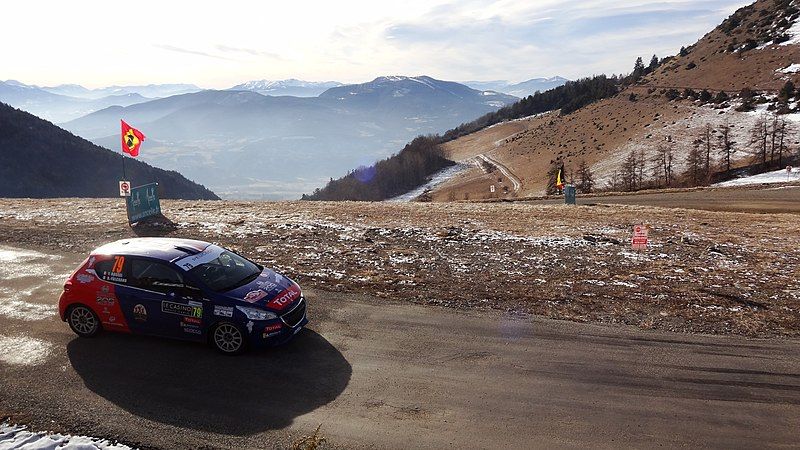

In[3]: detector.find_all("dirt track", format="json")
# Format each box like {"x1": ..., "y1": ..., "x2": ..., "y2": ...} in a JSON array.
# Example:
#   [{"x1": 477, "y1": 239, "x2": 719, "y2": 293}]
[
  {"x1": 1, "y1": 244, "x2": 799, "y2": 449},
  {"x1": 521, "y1": 184, "x2": 800, "y2": 214}
]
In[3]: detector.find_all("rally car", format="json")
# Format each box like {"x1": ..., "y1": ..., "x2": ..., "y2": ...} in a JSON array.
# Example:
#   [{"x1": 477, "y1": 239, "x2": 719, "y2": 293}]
[{"x1": 58, "y1": 238, "x2": 308, "y2": 354}]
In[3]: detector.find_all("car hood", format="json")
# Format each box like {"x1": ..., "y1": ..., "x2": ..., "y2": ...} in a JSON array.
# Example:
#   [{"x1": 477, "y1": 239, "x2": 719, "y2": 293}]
[{"x1": 224, "y1": 268, "x2": 302, "y2": 312}]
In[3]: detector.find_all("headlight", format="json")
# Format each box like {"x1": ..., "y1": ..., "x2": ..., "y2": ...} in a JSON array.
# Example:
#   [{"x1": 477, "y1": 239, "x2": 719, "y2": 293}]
[{"x1": 236, "y1": 306, "x2": 278, "y2": 321}]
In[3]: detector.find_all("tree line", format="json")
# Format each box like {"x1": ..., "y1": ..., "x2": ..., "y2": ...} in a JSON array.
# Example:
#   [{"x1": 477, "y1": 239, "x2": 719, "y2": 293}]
[
  {"x1": 302, "y1": 136, "x2": 453, "y2": 201},
  {"x1": 599, "y1": 115, "x2": 798, "y2": 193}
]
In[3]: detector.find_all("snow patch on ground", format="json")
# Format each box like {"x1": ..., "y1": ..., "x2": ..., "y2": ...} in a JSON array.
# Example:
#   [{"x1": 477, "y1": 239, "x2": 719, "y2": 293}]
[
  {"x1": 0, "y1": 423, "x2": 132, "y2": 449},
  {"x1": 0, "y1": 335, "x2": 53, "y2": 366},
  {"x1": 0, "y1": 246, "x2": 62, "y2": 279},
  {"x1": 0, "y1": 288, "x2": 55, "y2": 321},
  {"x1": 779, "y1": 63, "x2": 800, "y2": 74},
  {"x1": 716, "y1": 167, "x2": 800, "y2": 187},
  {"x1": 388, "y1": 163, "x2": 471, "y2": 202}
]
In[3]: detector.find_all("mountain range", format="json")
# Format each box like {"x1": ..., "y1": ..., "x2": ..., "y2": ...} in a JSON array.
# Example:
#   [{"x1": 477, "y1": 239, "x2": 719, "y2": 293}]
[
  {"x1": 228, "y1": 79, "x2": 344, "y2": 97},
  {"x1": 59, "y1": 76, "x2": 517, "y2": 199},
  {"x1": 0, "y1": 102, "x2": 218, "y2": 200},
  {"x1": 463, "y1": 77, "x2": 569, "y2": 98}
]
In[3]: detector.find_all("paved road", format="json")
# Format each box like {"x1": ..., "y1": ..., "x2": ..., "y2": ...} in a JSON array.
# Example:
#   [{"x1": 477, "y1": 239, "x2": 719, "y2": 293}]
[
  {"x1": 523, "y1": 184, "x2": 800, "y2": 214},
  {"x1": 1, "y1": 245, "x2": 799, "y2": 448}
]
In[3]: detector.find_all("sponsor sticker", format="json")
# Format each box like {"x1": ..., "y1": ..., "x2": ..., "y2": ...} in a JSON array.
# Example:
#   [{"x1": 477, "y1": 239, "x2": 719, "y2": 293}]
[
  {"x1": 133, "y1": 304, "x2": 147, "y2": 321},
  {"x1": 175, "y1": 245, "x2": 225, "y2": 271},
  {"x1": 262, "y1": 323, "x2": 283, "y2": 338},
  {"x1": 96, "y1": 295, "x2": 115, "y2": 306},
  {"x1": 182, "y1": 316, "x2": 202, "y2": 325},
  {"x1": 256, "y1": 280, "x2": 278, "y2": 291},
  {"x1": 213, "y1": 305, "x2": 233, "y2": 317},
  {"x1": 267, "y1": 286, "x2": 301, "y2": 310},
  {"x1": 244, "y1": 290, "x2": 268, "y2": 303},
  {"x1": 77, "y1": 273, "x2": 94, "y2": 284},
  {"x1": 162, "y1": 301, "x2": 203, "y2": 318},
  {"x1": 180, "y1": 324, "x2": 202, "y2": 335}
]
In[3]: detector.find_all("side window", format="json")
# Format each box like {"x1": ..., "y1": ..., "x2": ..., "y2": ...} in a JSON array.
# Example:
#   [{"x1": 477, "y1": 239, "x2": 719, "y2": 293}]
[
  {"x1": 94, "y1": 256, "x2": 128, "y2": 284},
  {"x1": 129, "y1": 259, "x2": 185, "y2": 294}
]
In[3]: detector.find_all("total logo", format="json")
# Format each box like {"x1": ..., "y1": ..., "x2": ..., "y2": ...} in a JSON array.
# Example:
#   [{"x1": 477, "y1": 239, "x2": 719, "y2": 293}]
[
  {"x1": 262, "y1": 323, "x2": 283, "y2": 338},
  {"x1": 267, "y1": 286, "x2": 301, "y2": 310}
]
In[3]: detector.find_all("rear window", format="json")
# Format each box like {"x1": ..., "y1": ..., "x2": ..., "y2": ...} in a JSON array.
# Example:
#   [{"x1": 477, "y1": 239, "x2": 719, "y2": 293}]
[{"x1": 94, "y1": 256, "x2": 127, "y2": 284}]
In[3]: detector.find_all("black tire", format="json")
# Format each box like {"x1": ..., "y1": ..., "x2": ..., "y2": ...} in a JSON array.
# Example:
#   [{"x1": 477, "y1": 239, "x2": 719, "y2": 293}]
[
  {"x1": 210, "y1": 322, "x2": 247, "y2": 355},
  {"x1": 67, "y1": 305, "x2": 101, "y2": 338}
]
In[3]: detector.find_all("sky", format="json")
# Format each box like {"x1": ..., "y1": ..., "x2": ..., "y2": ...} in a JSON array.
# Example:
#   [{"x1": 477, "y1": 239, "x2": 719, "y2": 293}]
[{"x1": 1, "y1": 0, "x2": 752, "y2": 89}]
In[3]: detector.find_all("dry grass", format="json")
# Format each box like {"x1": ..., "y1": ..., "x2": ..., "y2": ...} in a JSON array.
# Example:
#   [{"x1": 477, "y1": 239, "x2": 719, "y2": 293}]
[
  {"x1": 292, "y1": 424, "x2": 326, "y2": 450},
  {"x1": 1, "y1": 198, "x2": 799, "y2": 337}
]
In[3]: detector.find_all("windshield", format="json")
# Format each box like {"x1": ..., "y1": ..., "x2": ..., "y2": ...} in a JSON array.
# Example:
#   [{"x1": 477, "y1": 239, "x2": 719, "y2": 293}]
[{"x1": 184, "y1": 248, "x2": 261, "y2": 292}]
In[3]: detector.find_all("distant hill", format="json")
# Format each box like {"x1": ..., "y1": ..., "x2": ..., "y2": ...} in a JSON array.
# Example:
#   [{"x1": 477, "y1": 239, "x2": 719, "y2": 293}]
[
  {"x1": 41, "y1": 83, "x2": 202, "y2": 99},
  {"x1": 0, "y1": 81, "x2": 152, "y2": 123},
  {"x1": 464, "y1": 77, "x2": 569, "y2": 98},
  {"x1": 229, "y1": 79, "x2": 343, "y2": 97},
  {"x1": 0, "y1": 102, "x2": 219, "y2": 200},
  {"x1": 61, "y1": 76, "x2": 517, "y2": 199}
]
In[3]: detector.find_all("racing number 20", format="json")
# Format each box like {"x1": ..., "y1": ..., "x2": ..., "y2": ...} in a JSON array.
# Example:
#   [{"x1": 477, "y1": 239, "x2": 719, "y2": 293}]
[{"x1": 112, "y1": 256, "x2": 125, "y2": 273}]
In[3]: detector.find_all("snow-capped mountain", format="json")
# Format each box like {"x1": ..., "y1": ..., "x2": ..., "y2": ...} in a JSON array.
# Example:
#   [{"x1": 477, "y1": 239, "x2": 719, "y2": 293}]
[
  {"x1": 464, "y1": 76, "x2": 569, "y2": 98},
  {"x1": 320, "y1": 76, "x2": 517, "y2": 108},
  {"x1": 229, "y1": 79, "x2": 343, "y2": 97}
]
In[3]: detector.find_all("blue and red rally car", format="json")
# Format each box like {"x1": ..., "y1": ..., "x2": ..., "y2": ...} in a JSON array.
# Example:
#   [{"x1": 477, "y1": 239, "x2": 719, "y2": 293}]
[{"x1": 59, "y1": 238, "x2": 308, "y2": 354}]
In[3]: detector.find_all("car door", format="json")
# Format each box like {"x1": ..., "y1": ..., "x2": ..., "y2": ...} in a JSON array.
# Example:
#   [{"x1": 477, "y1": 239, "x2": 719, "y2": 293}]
[{"x1": 122, "y1": 258, "x2": 207, "y2": 341}]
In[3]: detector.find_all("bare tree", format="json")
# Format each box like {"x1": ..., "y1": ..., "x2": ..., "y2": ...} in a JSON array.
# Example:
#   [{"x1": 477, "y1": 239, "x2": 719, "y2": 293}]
[
  {"x1": 686, "y1": 139, "x2": 703, "y2": 186},
  {"x1": 702, "y1": 123, "x2": 713, "y2": 181},
  {"x1": 774, "y1": 116, "x2": 793, "y2": 168},
  {"x1": 576, "y1": 159, "x2": 595, "y2": 193},
  {"x1": 717, "y1": 122, "x2": 736, "y2": 173},
  {"x1": 652, "y1": 143, "x2": 675, "y2": 187},
  {"x1": 750, "y1": 113, "x2": 769, "y2": 167},
  {"x1": 636, "y1": 148, "x2": 646, "y2": 188},
  {"x1": 621, "y1": 149, "x2": 639, "y2": 191}
]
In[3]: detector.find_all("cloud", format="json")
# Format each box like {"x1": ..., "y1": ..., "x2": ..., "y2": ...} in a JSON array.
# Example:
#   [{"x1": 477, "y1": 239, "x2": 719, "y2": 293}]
[
  {"x1": 214, "y1": 45, "x2": 286, "y2": 61},
  {"x1": 379, "y1": 0, "x2": 752, "y2": 81},
  {"x1": 153, "y1": 44, "x2": 237, "y2": 61}
]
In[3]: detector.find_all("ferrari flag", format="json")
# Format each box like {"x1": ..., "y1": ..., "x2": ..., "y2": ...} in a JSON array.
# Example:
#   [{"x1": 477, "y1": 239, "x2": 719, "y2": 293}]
[{"x1": 121, "y1": 120, "x2": 145, "y2": 157}]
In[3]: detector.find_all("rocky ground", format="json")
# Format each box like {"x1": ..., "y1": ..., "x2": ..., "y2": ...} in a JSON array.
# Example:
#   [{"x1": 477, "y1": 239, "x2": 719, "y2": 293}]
[{"x1": 1, "y1": 198, "x2": 798, "y2": 337}]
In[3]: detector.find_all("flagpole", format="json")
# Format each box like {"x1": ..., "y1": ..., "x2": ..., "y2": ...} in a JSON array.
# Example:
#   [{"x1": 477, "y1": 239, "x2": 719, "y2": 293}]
[{"x1": 122, "y1": 153, "x2": 127, "y2": 180}]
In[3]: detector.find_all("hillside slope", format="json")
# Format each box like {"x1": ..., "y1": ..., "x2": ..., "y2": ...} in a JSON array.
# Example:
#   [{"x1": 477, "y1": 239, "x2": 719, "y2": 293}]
[
  {"x1": 430, "y1": 0, "x2": 800, "y2": 201},
  {"x1": 0, "y1": 103, "x2": 219, "y2": 199}
]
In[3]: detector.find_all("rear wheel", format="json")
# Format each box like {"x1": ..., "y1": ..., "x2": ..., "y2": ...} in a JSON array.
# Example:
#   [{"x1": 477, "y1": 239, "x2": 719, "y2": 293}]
[
  {"x1": 67, "y1": 305, "x2": 101, "y2": 337},
  {"x1": 211, "y1": 322, "x2": 247, "y2": 355}
]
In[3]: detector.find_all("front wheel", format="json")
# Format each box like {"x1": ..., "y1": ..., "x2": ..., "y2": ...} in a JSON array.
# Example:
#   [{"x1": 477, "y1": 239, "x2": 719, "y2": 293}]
[
  {"x1": 67, "y1": 305, "x2": 101, "y2": 337},
  {"x1": 211, "y1": 322, "x2": 247, "y2": 355}
]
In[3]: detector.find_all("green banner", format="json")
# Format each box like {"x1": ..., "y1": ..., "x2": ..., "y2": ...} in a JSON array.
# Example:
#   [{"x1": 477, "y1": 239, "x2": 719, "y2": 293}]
[{"x1": 126, "y1": 182, "x2": 161, "y2": 223}]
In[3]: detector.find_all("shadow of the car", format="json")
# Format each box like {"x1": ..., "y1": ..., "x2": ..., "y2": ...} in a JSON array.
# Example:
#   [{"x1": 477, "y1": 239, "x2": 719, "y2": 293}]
[{"x1": 67, "y1": 329, "x2": 351, "y2": 435}]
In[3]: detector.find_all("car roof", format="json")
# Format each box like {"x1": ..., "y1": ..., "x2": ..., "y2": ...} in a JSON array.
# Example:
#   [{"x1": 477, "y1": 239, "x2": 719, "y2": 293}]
[{"x1": 91, "y1": 238, "x2": 212, "y2": 262}]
